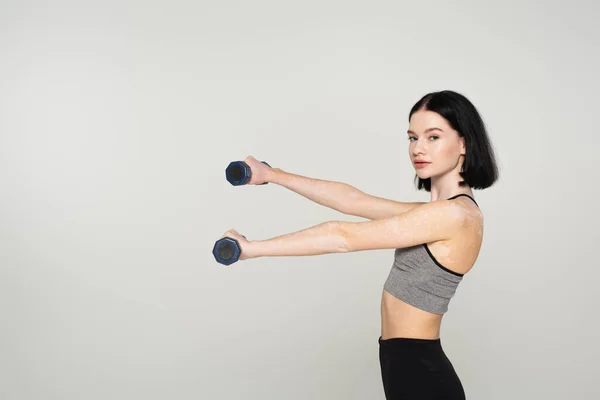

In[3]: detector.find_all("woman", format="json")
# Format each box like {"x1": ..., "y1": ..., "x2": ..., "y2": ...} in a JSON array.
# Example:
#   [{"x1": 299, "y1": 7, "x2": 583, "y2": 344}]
[{"x1": 218, "y1": 90, "x2": 499, "y2": 399}]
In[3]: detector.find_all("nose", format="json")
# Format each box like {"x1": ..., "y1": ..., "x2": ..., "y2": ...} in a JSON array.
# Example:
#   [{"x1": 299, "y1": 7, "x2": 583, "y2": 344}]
[{"x1": 412, "y1": 138, "x2": 426, "y2": 156}]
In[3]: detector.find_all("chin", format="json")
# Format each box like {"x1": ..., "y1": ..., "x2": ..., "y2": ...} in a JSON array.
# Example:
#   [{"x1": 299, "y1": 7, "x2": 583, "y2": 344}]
[{"x1": 415, "y1": 171, "x2": 433, "y2": 180}]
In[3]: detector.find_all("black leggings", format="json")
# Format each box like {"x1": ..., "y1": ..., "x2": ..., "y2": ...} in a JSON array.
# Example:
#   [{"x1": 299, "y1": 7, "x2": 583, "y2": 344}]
[{"x1": 378, "y1": 336, "x2": 466, "y2": 399}]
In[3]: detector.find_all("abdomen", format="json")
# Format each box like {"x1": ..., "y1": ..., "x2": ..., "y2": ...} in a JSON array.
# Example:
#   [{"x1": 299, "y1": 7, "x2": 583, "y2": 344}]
[{"x1": 381, "y1": 289, "x2": 443, "y2": 340}]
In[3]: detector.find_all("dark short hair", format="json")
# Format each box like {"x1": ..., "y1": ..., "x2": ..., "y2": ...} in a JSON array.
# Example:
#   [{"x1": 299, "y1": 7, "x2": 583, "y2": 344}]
[{"x1": 409, "y1": 90, "x2": 499, "y2": 191}]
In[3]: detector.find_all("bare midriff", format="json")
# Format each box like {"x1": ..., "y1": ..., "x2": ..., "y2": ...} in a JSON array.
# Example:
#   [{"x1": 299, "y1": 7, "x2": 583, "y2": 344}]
[{"x1": 380, "y1": 289, "x2": 443, "y2": 340}]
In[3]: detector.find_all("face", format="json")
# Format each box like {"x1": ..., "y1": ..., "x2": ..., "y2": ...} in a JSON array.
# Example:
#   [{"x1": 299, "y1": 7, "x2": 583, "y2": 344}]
[{"x1": 407, "y1": 109, "x2": 466, "y2": 180}]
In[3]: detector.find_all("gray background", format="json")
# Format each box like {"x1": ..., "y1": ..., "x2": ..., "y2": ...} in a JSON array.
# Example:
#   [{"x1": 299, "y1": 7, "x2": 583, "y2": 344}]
[{"x1": 1, "y1": 0, "x2": 599, "y2": 399}]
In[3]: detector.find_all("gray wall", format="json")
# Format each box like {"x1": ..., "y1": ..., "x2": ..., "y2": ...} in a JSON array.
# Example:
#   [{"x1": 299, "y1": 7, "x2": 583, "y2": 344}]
[{"x1": 1, "y1": 0, "x2": 598, "y2": 399}]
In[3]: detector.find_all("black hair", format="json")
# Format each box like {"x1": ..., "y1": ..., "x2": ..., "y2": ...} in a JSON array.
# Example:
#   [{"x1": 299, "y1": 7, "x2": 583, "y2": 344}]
[{"x1": 409, "y1": 90, "x2": 499, "y2": 191}]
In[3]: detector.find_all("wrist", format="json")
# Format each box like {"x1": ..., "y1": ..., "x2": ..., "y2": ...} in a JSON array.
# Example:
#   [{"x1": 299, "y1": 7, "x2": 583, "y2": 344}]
[
  {"x1": 245, "y1": 240, "x2": 261, "y2": 260},
  {"x1": 267, "y1": 167, "x2": 284, "y2": 184}
]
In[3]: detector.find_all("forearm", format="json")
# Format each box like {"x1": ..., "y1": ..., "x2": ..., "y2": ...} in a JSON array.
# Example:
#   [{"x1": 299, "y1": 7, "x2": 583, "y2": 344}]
[
  {"x1": 268, "y1": 168, "x2": 364, "y2": 214},
  {"x1": 249, "y1": 221, "x2": 348, "y2": 258}
]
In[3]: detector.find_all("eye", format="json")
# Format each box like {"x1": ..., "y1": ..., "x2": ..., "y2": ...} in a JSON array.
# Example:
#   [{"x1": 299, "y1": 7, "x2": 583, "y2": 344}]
[
  {"x1": 429, "y1": 135, "x2": 439, "y2": 140},
  {"x1": 408, "y1": 136, "x2": 416, "y2": 141}
]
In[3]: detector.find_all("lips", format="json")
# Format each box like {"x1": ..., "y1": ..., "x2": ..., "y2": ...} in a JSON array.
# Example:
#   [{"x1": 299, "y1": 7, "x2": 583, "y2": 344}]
[{"x1": 414, "y1": 161, "x2": 430, "y2": 169}]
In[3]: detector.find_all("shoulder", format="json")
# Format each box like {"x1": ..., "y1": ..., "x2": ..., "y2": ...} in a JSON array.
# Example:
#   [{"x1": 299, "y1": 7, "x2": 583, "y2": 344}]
[
  {"x1": 439, "y1": 196, "x2": 484, "y2": 238},
  {"x1": 412, "y1": 196, "x2": 483, "y2": 236},
  {"x1": 415, "y1": 197, "x2": 476, "y2": 223}
]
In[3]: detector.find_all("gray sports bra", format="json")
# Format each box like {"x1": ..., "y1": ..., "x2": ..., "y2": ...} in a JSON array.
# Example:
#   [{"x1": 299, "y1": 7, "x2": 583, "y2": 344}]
[{"x1": 383, "y1": 194, "x2": 479, "y2": 314}]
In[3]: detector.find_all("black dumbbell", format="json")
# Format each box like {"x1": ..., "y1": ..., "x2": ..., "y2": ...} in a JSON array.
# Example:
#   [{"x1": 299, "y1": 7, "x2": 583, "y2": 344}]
[
  {"x1": 213, "y1": 236, "x2": 245, "y2": 265},
  {"x1": 226, "y1": 161, "x2": 271, "y2": 186}
]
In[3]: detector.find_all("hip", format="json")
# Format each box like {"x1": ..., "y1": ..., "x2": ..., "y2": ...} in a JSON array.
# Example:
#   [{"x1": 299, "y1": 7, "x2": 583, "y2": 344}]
[{"x1": 378, "y1": 335, "x2": 465, "y2": 399}]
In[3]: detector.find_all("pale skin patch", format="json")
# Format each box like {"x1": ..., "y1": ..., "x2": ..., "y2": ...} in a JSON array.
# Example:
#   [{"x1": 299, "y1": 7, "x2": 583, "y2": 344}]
[
  {"x1": 458, "y1": 198, "x2": 484, "y2": 239},
  {"x1": 432, "y1": 241, "x2": 453, "y2": 261}
]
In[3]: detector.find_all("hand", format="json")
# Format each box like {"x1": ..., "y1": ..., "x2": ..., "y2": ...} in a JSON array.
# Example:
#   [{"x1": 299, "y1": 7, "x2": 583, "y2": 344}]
[
  {"x1": 243, "y1": 155, "x2": 273, "y2": 185},
  {"x1": 219, "y1": 229, "x2": 254, "y2": 261}
]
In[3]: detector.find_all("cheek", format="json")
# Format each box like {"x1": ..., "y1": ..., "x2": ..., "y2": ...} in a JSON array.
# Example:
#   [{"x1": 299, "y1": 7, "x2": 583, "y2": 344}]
[{"x1": 436, "y1": 142, "x2": 460, "y2": 159}]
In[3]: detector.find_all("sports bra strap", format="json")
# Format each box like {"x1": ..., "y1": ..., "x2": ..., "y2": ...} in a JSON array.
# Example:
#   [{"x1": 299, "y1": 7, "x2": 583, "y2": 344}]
[{"x1": 447, "y1": 193, "x2": 478, "y2": 207}]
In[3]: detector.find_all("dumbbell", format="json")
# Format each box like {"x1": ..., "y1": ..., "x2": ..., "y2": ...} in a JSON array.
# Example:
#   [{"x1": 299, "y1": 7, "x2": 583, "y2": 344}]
[
  {"x1": 226, "y1": 161, "x2": 271, "y2": 186},
  {"x1": 213, "y1": 236, "x2": 246, "y2": 265}
]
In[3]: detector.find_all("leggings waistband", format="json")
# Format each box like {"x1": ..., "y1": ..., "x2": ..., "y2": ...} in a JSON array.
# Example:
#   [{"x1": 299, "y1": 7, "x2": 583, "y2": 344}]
[{"x1": 378, "y1": 335, "x2": 442, "y2": 350}]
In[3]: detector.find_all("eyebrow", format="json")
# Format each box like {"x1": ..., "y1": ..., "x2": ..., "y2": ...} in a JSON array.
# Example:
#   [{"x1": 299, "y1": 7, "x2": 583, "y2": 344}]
[{"x1": 407, "y1": 127, "x2": 444, "y2": 134}]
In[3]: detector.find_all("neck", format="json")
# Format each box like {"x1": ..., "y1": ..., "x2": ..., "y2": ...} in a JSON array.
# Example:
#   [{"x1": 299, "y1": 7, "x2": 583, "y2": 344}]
[{"x1": 428, "y1": 170, "x2": 472, "y2": 202}]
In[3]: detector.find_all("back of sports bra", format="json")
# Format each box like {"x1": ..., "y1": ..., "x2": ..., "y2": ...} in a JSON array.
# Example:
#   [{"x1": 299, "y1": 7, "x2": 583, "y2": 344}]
[{"x1": 383, "y1": 194, "x2": 479, "y2": 314}]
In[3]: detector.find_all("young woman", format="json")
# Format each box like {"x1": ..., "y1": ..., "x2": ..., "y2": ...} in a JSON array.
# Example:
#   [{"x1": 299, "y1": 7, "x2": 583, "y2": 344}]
[{"x1": 218, "y1": 90, "x2": 499, "y2": 399}]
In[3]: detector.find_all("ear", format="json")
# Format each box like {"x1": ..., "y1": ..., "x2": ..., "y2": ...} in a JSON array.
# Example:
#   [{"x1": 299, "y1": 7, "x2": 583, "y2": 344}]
[{"x1": 459, "y1": 136, "x2": 466, "y2": 155}]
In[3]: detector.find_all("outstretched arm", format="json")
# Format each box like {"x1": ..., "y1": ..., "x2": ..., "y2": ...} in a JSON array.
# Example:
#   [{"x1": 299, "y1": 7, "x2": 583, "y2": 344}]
[
  {"x1": 269, "y1": 167, "x2": 424, "y2": 220},
  {"x1": 245, "y1": 200, "x2": 467, "y2": 259}
]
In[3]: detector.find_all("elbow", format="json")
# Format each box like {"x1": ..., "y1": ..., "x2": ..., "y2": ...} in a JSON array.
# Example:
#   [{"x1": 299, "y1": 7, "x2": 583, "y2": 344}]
[
  {"x1": 330, "y1": 221, "x2": 351, "y2": 253},
  {"x1": 338, "y1": 242, "x2": 351, "y2": 253}
]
